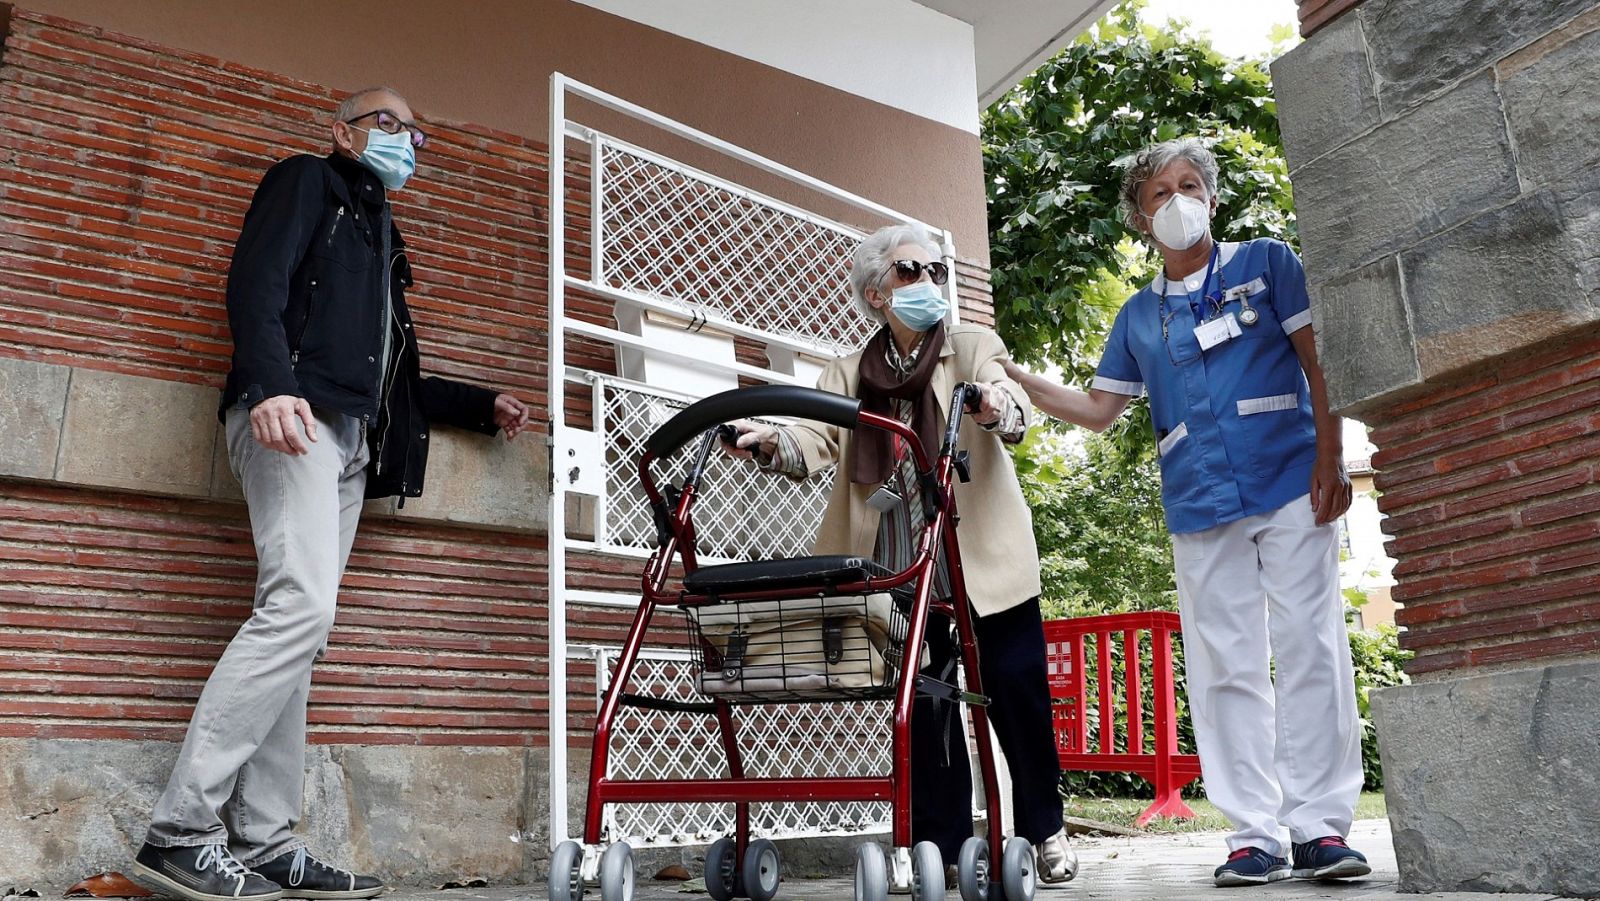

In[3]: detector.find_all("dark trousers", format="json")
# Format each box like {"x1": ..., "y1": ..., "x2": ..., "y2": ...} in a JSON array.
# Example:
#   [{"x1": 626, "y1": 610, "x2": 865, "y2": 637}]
[{"x1": 911, "y1": 596, "x2": 1064, "y2": 860}]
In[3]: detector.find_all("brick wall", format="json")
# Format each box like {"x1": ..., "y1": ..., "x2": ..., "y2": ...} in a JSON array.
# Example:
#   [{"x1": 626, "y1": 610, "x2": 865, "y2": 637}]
[
  {"x1": 0, "y1": 480, "x2": 550, "y2": 744},
  {"x1": 1369, "y1": 328, "x2": 1600, "y2": 676},
  {"x1": 0, "y1": 7, "x2": 545, "y2": 404},
  {"x1": 1295, "y1": 0, "x2": 1367, "y2": 38},
  {"x1": 0, "y1": 7, "x2": 998, "y2": 746}
]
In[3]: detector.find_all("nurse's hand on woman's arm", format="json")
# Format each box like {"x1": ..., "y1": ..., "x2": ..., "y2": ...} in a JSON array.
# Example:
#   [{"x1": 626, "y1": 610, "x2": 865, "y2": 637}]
[{"x1": 1000, "y1": 360, "x2": 1132, "y2": 432}]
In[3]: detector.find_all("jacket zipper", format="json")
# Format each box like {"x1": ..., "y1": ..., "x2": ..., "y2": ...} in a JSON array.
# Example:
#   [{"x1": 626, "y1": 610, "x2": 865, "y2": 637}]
[
  {"x1": 374, "y1": 251, "x2": 406, "y2": 476},
  {"x1": 291, "y1": 279, "x2": 317, "y2": 366},
  {"x1": 326, "y1": 206, "x2": 344, "y2": 247}
]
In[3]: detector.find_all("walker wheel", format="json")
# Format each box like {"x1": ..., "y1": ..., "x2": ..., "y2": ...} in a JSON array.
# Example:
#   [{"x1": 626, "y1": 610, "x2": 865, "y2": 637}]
[
  {"x1": 742, "y1": 838, "x2": 782, "y2": 901},
  {"x1": 548, "y1": 840, "x2": 583, "y2": 901},
  {"x1": 600, "y1": 841, "x2": 635, "y2": 901},
  {"x1": 955, "y1": 837, "x2": 989, "y2": 901},
  {"x1": 910, "y1": 841, "x2": 945, "y2": 901},
  {"x1": 853, "y1": 842, "x2": 888, "y2": 901},
  {"x1": 1000, "y1": 838, "x2": 1035, "y2": 901},
  {"x1": 705, "y1": 837, "x2": 739, "y2": 901}
]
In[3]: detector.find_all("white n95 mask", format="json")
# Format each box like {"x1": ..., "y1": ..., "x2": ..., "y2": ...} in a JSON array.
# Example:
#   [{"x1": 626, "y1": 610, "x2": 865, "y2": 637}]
[{"x1": 1150, "y1": 193, "x2": 1211, "y2": 250}]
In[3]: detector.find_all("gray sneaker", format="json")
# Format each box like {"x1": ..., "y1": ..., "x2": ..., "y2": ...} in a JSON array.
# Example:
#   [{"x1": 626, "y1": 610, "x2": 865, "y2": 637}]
[
  {"x1": 253, "y1": 848, "x2": 384, "y2": 900},
  {"x1": 1035, "y1": 828, "x2": 1079, "y2": 884},
  {"x1": 131, "y1": 842, "x2": 283, "y2": 901}
]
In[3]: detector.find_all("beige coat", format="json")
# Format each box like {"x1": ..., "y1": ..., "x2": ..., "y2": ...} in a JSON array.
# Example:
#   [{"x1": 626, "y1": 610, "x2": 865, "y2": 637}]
[{"x1": 785, "y1": 324, "x2": 1042, "y2": 617}]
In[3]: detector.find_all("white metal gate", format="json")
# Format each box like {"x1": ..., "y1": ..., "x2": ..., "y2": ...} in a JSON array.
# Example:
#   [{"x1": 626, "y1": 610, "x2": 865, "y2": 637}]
[{"x1": 546, "y1": 74, "x2": 958, "y2": 849}]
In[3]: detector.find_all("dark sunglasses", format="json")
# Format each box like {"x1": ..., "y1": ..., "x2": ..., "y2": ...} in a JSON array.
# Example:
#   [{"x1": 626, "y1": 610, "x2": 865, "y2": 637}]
[
  {"x1": 887, "y1": 259, "x2": 950, "y2": 286},
  {"x1": 344, "y1": 109, "x2": 428, "y2": 149}
]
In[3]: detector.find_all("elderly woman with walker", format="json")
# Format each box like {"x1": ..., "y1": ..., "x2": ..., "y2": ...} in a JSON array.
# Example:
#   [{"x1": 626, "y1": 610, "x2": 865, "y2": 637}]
[
  {"x1": 1003, "y1": 137, "x2": 1371, "y2": 888},
  {"x1": 726, "y1": 222, "x2": 1080, "y2": 890}
]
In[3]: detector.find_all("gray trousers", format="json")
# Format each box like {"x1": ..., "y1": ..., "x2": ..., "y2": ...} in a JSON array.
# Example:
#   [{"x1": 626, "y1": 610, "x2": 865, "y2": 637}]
[{"x1": 146, "y1": 407, "x2": 369, "y2": 865}]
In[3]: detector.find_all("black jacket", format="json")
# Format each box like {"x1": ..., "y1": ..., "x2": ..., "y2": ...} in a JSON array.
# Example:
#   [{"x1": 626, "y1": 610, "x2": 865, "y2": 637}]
[{"x1": 219, "y1": 152, "x2": 499, "y2": 500}]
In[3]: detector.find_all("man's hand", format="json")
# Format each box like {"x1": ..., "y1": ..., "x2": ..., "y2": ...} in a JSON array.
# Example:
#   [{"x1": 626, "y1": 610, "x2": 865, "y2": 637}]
[
  {"x1": 250, "y1": 395, "x2": 318, "y2": 455},
  {"x1": 1310, "y1": 452, "x2": 1353, "y2": 525},
  {"x1": 723, "y1": 419, "x2": 778, "y2": 460},
  {"x1": 969, "y1": 382, "x2": 1009, "y2": 426},
  {"x1": 494, "y1": 393, "x2": 531, "y2": 440}
]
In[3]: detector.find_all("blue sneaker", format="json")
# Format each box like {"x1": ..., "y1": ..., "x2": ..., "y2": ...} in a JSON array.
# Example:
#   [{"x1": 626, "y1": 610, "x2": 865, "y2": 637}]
[
  {"x1": 1291, "y1": 836, "x2": 1371, "y2": 880},
  {"x1": 1213, "y1": 847, "x2": 1290, "y2": 887}
]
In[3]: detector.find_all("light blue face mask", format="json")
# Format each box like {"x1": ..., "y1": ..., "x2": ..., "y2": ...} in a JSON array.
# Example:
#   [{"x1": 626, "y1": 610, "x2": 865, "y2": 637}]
[
  {"x1": 357, "y1": 128, "x2": 416, "y2": 191},
  {"x1": 888, "y1": 280, "x2": 949, "y2": 332}
]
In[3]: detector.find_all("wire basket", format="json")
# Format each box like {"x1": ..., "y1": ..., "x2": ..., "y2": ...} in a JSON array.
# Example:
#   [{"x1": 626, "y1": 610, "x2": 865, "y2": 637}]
[{"x1": 682, "y1": 592, "x2": 912, "y2": 704}]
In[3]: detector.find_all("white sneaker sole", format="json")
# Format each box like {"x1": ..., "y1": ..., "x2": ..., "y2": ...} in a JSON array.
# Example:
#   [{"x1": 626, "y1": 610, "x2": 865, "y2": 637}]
[
  {"x1": 1213, "y1": 868, "x2": 1291, "y2": 888},
  {"x1": 1292, "y1": 858, "x2": 1372, "y2": 880},
  {"x1": 130, "y1": 861, "x2": 285, "y2": 901},
  {"x1": 275, "y1": 888, "x2": 385, "y2": 900}
]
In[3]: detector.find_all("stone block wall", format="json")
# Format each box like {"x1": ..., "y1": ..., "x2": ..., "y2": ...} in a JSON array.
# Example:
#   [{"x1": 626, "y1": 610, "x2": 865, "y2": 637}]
[
  {"x1": 1273, "y1": 0, "x2": 1600, "y2": 676},
  {"x1": 1276, "y1": 1, "x2": 1600, "y2": 894},
  {"x1": 1276, "y1": 0, "x2": 1600, "y2": 413}
]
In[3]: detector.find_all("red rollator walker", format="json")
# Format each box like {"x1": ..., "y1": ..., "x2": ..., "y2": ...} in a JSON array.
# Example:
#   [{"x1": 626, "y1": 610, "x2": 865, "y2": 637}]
[{"x1": 549, "y1": 383, "x2": 1038, "y2": 901}]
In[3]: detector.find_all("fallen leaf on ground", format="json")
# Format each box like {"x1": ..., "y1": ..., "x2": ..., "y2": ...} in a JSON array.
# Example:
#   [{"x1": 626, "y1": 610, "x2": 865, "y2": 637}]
[
  {"x1": 654, "y1": 865, "x2": 691, "y2": 881},
  {"x1": 65, "y1": 873, "x2": 153, "y2": 898},
  {"x1": 676, "y1": 877, "x2": 707, "y2": 893}
]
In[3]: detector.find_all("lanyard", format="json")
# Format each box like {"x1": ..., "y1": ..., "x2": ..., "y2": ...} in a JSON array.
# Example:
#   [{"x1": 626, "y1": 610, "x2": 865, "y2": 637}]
[{"x1": 1158, "y1": 243, "x2": 1225, "y2": 327}]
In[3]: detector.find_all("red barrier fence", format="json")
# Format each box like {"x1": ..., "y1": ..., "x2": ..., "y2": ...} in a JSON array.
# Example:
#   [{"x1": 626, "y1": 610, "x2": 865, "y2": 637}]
[{"x1": 1043, "y1": 611, "x2": 1201, "y2": 826}]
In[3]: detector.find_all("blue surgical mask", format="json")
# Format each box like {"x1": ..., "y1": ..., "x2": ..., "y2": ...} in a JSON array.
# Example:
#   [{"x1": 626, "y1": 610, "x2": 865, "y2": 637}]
[
  {"x1": 357, "y1": 128, "x2": 416, "y2": 191},
  {"x1": 888, "y1": 281, "x2": 949, "y2": 332}
]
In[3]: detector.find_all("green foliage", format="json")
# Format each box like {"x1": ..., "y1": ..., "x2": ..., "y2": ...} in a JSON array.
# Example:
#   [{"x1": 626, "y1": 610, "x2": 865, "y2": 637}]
[
  {"x1": 983, "y1": 0, "x2": 1296, "y2": 387},
  {"x1": 1013, "y1": 428, "x2": 1174, "y2": 621},
  {"x1": 1347, "y1": 624, "x2": 1412, "y2": 790}
]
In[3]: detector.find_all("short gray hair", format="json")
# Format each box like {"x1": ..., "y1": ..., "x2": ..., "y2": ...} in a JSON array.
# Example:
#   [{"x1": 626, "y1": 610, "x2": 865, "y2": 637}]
[
  {"x1": 848, "y1": 223, "x2": 942, "y2": 322},
  {"x1": 1117, "y1": 137, "x2": 1220, "y2": 228},
  {"x1": 335, "y1": 86, "x2": 406, "y2": 123}
]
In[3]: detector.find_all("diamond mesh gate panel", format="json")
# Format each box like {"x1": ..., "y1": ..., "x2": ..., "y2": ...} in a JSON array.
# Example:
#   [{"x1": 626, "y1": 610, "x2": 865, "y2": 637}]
[
  {"x1": 597, "y1": 141, "x2": 876, "y2": 355},
  {"x1": 599, "y1": 651, "x2": 894, "y2": 845},
  {"x1": 599, "y1": 381, "x2": 831, "y2": 561},
  {"x1": 567, "y1": 124, "x2": 936, "y2": 847}
]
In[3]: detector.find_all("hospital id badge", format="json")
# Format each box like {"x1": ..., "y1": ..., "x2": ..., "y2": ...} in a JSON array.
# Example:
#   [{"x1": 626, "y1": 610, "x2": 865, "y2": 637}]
[{"x1": 1194, "y1": 312, "x2": 1242, "y2": 352}]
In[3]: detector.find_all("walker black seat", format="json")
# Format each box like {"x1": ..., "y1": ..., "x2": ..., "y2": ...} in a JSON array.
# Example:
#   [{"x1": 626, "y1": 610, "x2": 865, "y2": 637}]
[{"x1": 683, "y1": 554, "x2": 893, "y2": 595}]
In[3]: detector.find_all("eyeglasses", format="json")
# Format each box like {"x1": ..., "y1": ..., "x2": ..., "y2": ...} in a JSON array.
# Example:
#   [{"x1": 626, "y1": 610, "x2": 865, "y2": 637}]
[
  {"x1": 344, "y1": 109, "x2": 428, "y2": 149},
  {"x1": 886, "y1": 259, "x2": 950, "y2": 286}
]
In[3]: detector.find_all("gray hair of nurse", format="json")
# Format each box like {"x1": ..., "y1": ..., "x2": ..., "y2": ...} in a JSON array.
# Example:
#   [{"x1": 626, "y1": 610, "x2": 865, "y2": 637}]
[
  {"x1": 847, "y1": 223, "x2": 944, "y2": 323},
  {"x1": 1117, "y1": 137, "x2": 1221, "y2": 228}
]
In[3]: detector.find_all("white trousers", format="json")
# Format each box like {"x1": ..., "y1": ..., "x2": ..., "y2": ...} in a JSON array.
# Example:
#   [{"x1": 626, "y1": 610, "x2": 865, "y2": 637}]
[{"x1": 1170, "y1": 495, "x2": 1363, "y2": 857}]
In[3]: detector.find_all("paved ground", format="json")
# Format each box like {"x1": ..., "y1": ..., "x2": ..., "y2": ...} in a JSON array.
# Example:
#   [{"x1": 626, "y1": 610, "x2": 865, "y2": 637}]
[
  {"x1": 20, "y1": 820, "x2": 1583, "y2": 901},
  {"x1": 401, "y1": 819, "x2": 1584, "y2": 901}
]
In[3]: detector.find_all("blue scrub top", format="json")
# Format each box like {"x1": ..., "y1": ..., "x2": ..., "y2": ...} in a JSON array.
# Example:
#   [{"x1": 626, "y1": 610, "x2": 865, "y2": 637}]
[{"x1": 1093, "y1": 239, "x2": 1319, "y2": 534}]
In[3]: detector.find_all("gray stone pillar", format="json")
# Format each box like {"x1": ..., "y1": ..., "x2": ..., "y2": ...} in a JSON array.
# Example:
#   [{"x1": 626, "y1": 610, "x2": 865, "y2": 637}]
[{"x1": 1273, "y1": 1, "x2": 1600, "y2": 895}]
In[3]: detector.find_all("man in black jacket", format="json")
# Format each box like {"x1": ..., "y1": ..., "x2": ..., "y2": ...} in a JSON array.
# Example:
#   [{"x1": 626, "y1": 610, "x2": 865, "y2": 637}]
[{"x1": 131, "y1": 87, "x2": 531, "y2": 901}]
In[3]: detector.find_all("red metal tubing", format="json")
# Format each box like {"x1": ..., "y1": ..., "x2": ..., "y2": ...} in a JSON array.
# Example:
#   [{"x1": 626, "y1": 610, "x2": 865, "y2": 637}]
[
  {"x1": 1096, "y1": 632, "x2": 1113, "y2": 754},
  {"x1": 582, "y1": 588, "x2": 661, "y2": 845},
  {"x1": 1123, "y1": 629, "x2": 1142, "y2": 756}
]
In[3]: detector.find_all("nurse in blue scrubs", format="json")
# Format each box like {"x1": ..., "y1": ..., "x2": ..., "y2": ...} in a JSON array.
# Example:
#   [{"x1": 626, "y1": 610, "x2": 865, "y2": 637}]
[{"x1": 1003, "y1": 138, "x2": 1371, "y2": 888}]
